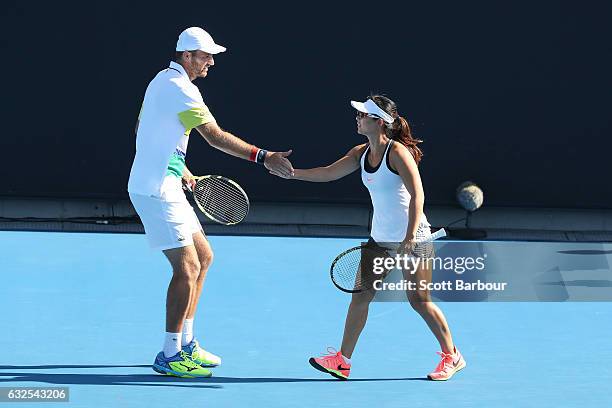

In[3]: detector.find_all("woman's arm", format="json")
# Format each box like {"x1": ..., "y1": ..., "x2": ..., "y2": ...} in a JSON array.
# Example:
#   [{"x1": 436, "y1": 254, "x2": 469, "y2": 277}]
[
  {"x1": 271, "y1": 144, "x2": 367, "y2": 182},
  {"x1": 195, "y1": 122, "x2": 294, "y2": 178},
  {"x1": 388, "y1": 143, "x2": 425, "y2": 246}
]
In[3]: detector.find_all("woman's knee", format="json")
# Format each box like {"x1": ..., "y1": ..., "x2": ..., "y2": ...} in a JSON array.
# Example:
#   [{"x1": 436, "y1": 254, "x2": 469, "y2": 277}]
[
  {"x1": 350, "y1": 291, "x2": 375, "y2": 309},
  {"x1": 408, "y1": 292, "x2": 431, "y2": 313}
]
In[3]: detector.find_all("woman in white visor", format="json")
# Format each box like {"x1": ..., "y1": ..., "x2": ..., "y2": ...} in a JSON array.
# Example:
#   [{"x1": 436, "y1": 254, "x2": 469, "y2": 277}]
[{"x1": 271, "y1": 95, "x2": 465, "y2": 381}]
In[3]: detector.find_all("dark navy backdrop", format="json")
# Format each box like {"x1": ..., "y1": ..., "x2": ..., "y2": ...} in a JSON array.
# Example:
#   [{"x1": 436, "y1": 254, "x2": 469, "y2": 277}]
[{"x1": 1, "y1": 0, "x2": 610, "y2": 207}]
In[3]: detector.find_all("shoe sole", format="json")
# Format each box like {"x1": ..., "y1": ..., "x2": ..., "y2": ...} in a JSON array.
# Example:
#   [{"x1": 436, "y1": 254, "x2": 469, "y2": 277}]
[
  {"x1": 152, "y1": 364, "x2": 213, "y2": 378},
  {"x1": 427, "y1": 360, "x2": 466, "y2": 381},
  {"x1": 308, "y1": 358, "x2": 349, "y2": 381}
]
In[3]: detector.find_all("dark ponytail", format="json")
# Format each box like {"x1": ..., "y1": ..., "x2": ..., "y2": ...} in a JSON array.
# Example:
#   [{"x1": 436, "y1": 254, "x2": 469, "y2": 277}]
[
  {"x1": 370, "y1": 95, "x2": 424, "y2": 164},
  {"x1": 388, "y1": 115, "x2": 423, "y2": 164}
]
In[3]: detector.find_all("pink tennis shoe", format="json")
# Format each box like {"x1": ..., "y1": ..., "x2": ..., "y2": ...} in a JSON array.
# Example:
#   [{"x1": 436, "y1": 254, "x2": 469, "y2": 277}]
[
  {"x1": 428, "y1": 347, "x2": 466, "y2": 381},
  {"x1": 309, "y1": 348, "x2": 351, "y2": 380}
]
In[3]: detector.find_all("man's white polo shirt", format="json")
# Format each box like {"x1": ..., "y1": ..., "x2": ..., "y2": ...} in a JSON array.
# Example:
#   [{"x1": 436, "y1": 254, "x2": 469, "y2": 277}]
[{"x1": 128, "y1": 61, "x2": 215, "y2": 197}]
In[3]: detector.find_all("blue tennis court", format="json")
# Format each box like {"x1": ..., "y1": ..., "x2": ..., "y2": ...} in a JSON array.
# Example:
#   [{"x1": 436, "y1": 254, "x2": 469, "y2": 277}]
[{"x1": 0, "y1": 231, "x2": 610, "y2": 407}]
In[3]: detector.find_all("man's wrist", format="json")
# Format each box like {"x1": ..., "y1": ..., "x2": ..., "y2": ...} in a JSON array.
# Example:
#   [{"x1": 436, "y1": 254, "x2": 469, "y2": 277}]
[
  {"x1": 249, "y1": 147, "x2": 258, "y2": 162},
  {"x1": 249, "y1": 147, "x2": 268, "y2": 165},
  {"x1": 256, "y1": 149, "x2": 268, "y2": 165}
]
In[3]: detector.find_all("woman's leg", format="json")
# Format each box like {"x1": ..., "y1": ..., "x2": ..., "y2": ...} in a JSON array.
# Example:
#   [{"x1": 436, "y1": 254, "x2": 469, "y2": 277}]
[
  {"x1": 404, "y1": 256, "x2": 466, "y2": 380},
  {"x1": 340, "y1": 288, "x2": 376, "y2": 358},
  {"x1": 404, "y1": 260, "x2": 455, "y2": 354},
  {"x1": 309, "y1": 285, "x2": 375, "y2": 380}
]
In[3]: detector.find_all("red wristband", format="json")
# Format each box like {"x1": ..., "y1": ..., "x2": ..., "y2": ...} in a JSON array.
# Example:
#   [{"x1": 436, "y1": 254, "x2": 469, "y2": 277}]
[{"x1": 249, "y1": 147, "x2": 259, "y2": 162}]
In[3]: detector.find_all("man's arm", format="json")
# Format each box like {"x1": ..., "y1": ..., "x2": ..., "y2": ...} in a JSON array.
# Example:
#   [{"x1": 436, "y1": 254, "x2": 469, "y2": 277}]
[
  {"x1": 270, "y1": 144, "x2": 366, "y2": 182},
  {"x1": 195, "y1": 122, "x2": 294, "y2": 178},
  {"x1": 181, "y1": 166, "x2": 196, "y2": 190}
]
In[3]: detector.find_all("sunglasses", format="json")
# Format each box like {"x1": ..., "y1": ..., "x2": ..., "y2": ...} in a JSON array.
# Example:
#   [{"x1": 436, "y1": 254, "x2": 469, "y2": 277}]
[{"x1": 356, "y1": 111, "x2": 381, "y2": 120}]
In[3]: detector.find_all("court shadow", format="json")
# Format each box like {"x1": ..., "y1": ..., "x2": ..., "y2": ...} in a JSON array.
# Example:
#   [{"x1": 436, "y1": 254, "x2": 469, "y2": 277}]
[
  {"x1": 209, "y1": 376, "x2": 428, "y2": 383},
  {"x1": 0, "y1": 365, "x2": 150, "y2": 370},
  {"x1": 0, "y1": 372, "x2": 222, "y2": 389},
  {"x1": 0, "y1": 367, "x2": 427, "y2": 387}
]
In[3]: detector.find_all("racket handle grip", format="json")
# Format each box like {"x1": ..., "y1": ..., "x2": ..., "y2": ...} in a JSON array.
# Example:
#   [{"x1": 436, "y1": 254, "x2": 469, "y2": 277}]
[
  {"x1": 182, "y1": 181, "x2": 193, "y2": 192},
  {"x1": 415, "y1": 228, "x2": 447, "y2": 243}
]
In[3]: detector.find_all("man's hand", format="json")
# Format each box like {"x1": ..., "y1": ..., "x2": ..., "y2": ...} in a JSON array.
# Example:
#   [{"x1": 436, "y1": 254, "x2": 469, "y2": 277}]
[
  {"x1": 264, "y1": 150, "x2": 294, "y2": 179},
  {"x1": 183, "y1": 176, "x2": 196, "y2": 191},
  {"x1": 182, "y1": 168, "x2": 196, "y2": 191}
]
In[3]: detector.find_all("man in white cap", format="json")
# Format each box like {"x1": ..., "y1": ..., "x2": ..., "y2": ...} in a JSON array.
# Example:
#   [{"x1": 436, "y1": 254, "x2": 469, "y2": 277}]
[{"x1": 128, "y1": 27, "x2": 294, "y2": 378}]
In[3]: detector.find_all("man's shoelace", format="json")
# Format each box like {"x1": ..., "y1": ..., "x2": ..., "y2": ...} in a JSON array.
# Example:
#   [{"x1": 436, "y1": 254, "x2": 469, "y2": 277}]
[{"x1": 179, "y1": 350, "x2": 199, "y2": 367}]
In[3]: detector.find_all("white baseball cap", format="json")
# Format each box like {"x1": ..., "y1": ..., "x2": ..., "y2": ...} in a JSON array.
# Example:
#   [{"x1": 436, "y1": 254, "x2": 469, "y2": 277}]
[
  {"x1": 176, "y1": 27, "x2": 227, "y2": 54},
  {"x1": 350, "y1": 99, "x2": 395, "y2": 124}
]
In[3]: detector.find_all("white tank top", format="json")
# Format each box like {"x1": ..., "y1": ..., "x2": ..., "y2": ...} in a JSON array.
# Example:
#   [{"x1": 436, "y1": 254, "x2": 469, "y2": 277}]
[{"x1": 360, "y1": 140, "x2": 429, "y2": 243}]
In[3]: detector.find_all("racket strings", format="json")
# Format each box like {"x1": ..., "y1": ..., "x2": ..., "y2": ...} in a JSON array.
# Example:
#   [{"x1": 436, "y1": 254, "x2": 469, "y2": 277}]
[
  {"x1": 332, "y1": 247, "x2": 388, "y2": 292},
  {"x1": 197, "y1": 182, "x2": 248, "y2": 216},
  {"x1": 194, "y1": 177, "x2": 249, "y2": 224}
]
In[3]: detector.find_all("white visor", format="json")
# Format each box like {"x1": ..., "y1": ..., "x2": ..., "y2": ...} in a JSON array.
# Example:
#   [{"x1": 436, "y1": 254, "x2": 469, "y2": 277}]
[{"x1": 350, "y1": 99, "x2": 395, "y2": 124}]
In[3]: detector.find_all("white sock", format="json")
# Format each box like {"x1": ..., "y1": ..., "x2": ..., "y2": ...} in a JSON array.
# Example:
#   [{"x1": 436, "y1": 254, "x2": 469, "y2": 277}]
[
  {"x1": 163, "y1": 332, "x2": 181, "y2": 358},
  {"x1": 182, "y1": 318, "x2": 194, "y2": 345},
  {"x1": 341, "y1": 354, "x2": 351, "y2": 364}
]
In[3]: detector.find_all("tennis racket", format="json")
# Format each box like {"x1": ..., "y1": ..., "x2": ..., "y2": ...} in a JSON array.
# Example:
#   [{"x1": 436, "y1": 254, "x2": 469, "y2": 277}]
[
  {"x1": 185, "y1": 175, "x2": 250, "y2": 225},
  {"x1": 330, "y1": 228, "x2": 447, "y2": 293}
]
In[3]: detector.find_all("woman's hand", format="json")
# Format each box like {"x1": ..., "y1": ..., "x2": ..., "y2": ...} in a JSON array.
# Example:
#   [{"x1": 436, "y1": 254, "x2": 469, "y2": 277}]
[
  {"x1": 398, "y1": 235, "x2": 416, "y2": 256},
  {"x1": 269, "y1": 168, "x2": 296, "y2": 179}
]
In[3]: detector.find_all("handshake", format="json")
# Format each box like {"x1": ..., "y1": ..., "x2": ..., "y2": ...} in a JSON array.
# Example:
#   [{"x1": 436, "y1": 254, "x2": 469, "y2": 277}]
[{"x1": 263, "y1": 149, "x2": 295, "y2": 180}]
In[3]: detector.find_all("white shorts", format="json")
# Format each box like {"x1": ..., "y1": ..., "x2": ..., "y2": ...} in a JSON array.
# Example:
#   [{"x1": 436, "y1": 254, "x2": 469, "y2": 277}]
[{"x1": 129, "y1": 177, "x2": 203, "y2": 251}]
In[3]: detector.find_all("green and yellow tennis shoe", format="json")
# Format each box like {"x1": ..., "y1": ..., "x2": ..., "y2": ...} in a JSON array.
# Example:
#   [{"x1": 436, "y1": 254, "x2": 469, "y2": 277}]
[
  {"x1": 152, "y1": 350, "x2": 212, "y2": 378},
  {"x1": 182, "y1": 339, "x2": 222, "y2": 367}
]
